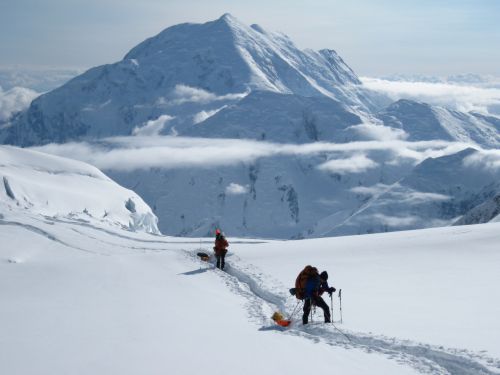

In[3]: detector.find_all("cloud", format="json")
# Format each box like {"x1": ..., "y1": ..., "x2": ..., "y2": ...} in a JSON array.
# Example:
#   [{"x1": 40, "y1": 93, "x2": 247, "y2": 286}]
[
  {"x1": 32, "y1": 137, "x2": 277, "y2": 171},
  {"x1": 225, "y1": 183, "x2": 249, "y2": 195},
  {"x1": 350, "y1": 183, "x2": 393, "y2": 196},
  {"x1": 0, "y1": 67, "x2": 81, "y2": 92},
  {"x1": 352, "y1": 183, "x2": 450, "y2": 203},
  {"x1": 317, "y1": 154, "x2": 378, "y2": 174},
  {"x1": 0, "y1": 86, "x2": 39, "y2": 121},
  {"x1": 193, "y1": 106, "x2": 226, "y2": 124},
  {"x1": 463, "y1": 149, "x2": 500, "y2": 172},
  {"x1": 31, "y1": 136, "x2": 476, "y2": 172},
  {"x1": 401, "y1": 191, "x2": 450, "y2": 203},
  {"x1": 165, "y1": 85, "x2": 247, "y2": 106},
  {"x1": 132, "y1": 114, "x2": 173, "y2": 136},
  {"x1": 347, "y1": 123, "x2": 408, "y2": 141},
  {"x1": 371, "y1": 213, "x2": 420, "y2": 227},
  {"x1": 361, "y1": 77, "x2": 500, "y2": 115}
]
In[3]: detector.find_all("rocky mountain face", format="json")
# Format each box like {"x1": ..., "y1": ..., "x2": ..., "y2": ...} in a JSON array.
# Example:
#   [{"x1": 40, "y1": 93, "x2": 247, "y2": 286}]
[{"x1": 453, "y1": 187, "x2": 500, "y2": 226}]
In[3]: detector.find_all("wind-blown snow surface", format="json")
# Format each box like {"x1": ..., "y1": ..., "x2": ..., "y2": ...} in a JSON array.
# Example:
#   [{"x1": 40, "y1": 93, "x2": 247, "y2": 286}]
[
  {"x1": 0, "y1": 145, "x2": 159, "y2": 233},
  {"x1": 1, "y1": 206, "x2": 499, "y2": 374}
]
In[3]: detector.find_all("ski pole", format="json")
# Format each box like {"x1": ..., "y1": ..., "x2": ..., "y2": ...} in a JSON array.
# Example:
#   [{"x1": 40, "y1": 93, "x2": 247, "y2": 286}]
[
  {"x1": 339, "y1": 289, "x2": 343, "y2": 324},
  {"x1": 310, "y1": 298, "x2": 313, "y2": 323}
]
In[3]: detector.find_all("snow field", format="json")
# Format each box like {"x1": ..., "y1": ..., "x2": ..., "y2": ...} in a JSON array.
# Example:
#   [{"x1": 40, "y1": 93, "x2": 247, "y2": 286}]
[
  {"x1": 231, "y1": 223, "x2": 500, "y2": 367},
  {"x1": 0, "y1": 211, "x2": 421, "y2": 375}
]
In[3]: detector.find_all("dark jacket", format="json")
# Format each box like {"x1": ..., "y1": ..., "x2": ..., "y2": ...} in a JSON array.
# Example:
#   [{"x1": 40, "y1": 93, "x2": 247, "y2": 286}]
[
  {"x1": 214, "y1": 234, "x2": 229, "y2": 256},
  {"x1": 304, "y1": 277, "x2": 333, "y2": 298}
]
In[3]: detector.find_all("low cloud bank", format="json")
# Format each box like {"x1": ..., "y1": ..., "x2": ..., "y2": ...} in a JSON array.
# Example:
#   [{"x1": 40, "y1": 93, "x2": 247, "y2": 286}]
[
  {"x1": 0, "y1": 86, "x2": 39, "y2": 122},
  {"x1": 31, "y1": 136, "x2": 475, "y2": 172},
  {"x1": 318, "y1": 154, "x2": 378, "y2": 174},
  {"x1": 361, "y1": 77, "x2": 500, "y2": 115},
  {"x1": 160, "y1": 85, "x2": 247, "y2": 106},
  {"x1": 463, "y1": 149, "x2": 500, "y2": 172},
  {"x1": 0, "y1": 67, "x2": 81, "y2": 92},
  {"x1": 348, "y1": 123, "x2": 408, "y2": 141}
]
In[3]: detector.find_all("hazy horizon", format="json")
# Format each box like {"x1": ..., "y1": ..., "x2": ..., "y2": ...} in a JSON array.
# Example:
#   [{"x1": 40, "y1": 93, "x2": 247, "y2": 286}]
[{"x1": 1, "y1": 0, "x2": 499, "y2": 76}]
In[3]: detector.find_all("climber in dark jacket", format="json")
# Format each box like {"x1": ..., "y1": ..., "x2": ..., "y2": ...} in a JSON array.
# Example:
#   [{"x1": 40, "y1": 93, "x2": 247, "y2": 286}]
[
  {"x1": 213, "y1": 228, "x2": 229, "y2": 270},
  {"x1": 303, "y1": 271, "x2": 336, "y2": 325}
]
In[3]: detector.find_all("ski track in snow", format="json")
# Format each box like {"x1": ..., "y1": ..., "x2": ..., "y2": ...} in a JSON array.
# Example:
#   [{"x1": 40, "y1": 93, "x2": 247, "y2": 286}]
[
  {"x1": 5, "y1": 213, "x2": 500, "y2": 375},
  {"x1": 182, "y1": 250, "x2": 500, "y2": 375}
]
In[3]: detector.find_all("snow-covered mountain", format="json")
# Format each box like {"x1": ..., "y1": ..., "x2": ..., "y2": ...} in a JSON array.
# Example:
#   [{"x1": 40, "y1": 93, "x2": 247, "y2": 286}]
[
  {"x1": 454, "y1": 191, "x2": 500, "y2": 225},
  {"x1": 310, "y1": 148, "x2": 500, "y2": 237},
  {"x1": 1, "y1": 14, "x2": 499, "y2": 239},
  {"x1": 0, "y1": 145, "x2": 159, "y2": 234},
  {"x1": 377, "y1": 99, "x2": 500, "y2": 147},
  {"x1": 1, "y1": 14, "x2": 381, "y2": 146},
  {"x1": 181, "y1": 90, "x2": 362, "y2": 142}
]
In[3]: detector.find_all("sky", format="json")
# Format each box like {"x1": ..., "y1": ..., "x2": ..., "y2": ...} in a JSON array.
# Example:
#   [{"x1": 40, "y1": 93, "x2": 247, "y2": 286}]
[{"x1": 0, "y1": 0, "x2": 499, "y2": 76}]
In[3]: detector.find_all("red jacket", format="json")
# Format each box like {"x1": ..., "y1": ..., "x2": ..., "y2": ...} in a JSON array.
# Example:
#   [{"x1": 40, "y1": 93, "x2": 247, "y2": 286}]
[{"x1": 214, "y1": 234, "x2": 229, "y2": 256}]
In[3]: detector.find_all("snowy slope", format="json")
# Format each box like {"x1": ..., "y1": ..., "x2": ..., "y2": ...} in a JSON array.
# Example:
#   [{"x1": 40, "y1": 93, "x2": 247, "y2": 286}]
[
  {"x1": 314, "y1": 148, "x2": 500, "y2": 237},
  {"x1": 454, "y1": 192, "x2": 500, "y2": 225},
  {"x1": 233, "y1": 223, "x2": 500, "y2": 362},
  {"x1": 0, "y1": 145, "x2": 159, "y2": 233},
  {"x1": 377, "y1": 99, "x2": 500, "y2": 147},
  {"x1": 1, "y1": 204, "x2": 499, "y2": 374},
  {"x1": 181, "y1": 90, "x2": 362, "y2": 142}
]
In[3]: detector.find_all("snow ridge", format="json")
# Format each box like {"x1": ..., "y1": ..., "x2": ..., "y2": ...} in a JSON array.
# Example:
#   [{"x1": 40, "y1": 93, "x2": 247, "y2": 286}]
[{"x1": 0, "y1": 145, "x2": 159, "y2": 234}]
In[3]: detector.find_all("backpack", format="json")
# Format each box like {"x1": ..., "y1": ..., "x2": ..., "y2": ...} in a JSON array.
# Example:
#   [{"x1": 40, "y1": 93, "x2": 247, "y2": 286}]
[{"x1": 294, "y1": 265, "x2": 319, "y2": 300}]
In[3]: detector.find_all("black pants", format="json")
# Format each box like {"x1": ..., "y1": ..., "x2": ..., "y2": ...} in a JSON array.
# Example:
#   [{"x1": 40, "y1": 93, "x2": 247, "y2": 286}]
[
  {"x1": 303, "y1": 295, "x2": 330, "y2": 324},
  {"x1": 216, "y1": 253, "x2": 226, "y2": 270}
]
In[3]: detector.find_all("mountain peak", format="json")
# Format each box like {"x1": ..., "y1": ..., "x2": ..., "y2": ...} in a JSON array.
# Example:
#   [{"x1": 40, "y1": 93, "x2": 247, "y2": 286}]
[
  {"x1": 219, "y1": 13, "x2": 236, "y2": 22},
  {"x1": 213, "y1": 13, "x2": 245, "y2": 30}
]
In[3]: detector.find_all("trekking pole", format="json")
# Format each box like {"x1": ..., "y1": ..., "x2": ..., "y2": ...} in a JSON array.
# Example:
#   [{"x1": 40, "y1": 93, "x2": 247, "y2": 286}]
[
  {"x1": 330, "y1": 293, "x2": 334, "y2": 325},
  {"x1": 312, "y1": 299, "x2": 316, "y2": 323},
  {"x1": 307, "y1": 298, "x2": 313, "y2": 323},
  {"x1": 339, "y1": 289, "x2": 343, "y2": 324}
]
